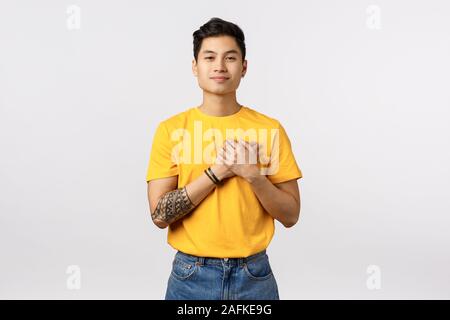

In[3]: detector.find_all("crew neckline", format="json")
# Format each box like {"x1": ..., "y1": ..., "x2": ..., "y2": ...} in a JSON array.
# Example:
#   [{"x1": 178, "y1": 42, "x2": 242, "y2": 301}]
[{"x1": 193, "y1": 105, "x2": 246, "y2": 120}]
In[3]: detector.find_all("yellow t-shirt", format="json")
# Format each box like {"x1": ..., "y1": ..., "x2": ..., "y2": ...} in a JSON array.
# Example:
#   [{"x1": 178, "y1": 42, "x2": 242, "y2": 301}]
[{"x1": 146, "y1": 105, "x2": 302, "y2": 258}]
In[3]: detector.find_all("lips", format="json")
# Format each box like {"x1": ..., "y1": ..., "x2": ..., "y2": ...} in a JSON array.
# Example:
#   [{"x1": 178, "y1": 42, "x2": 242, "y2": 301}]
[{"x1": 210, "y1": 77, "x2": 229, "y2": 82}]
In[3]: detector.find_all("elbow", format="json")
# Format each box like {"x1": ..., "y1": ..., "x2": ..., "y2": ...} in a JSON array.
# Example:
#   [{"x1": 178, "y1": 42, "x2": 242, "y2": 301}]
[
  {"x1": 283, "y1": 219, "x2": 297, "y2": 228},
  {"x1": 150, "y1": 207, "x2": 169, "y2": 229},
  {"x1": 283, "y1": 198, "x2": 301, "y2": 228},
  {"x1": 153, "y1": 219, "x2": 169, "y2": 229},
  {"x1": 283, "y1": 210, "x2": 300, "y2": 228}
]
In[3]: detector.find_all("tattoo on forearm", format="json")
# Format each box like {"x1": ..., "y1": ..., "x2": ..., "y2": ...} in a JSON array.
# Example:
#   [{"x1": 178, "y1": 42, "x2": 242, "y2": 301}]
[{"x1": 152, "y1": 186, "x2": 195, "y2": 226}]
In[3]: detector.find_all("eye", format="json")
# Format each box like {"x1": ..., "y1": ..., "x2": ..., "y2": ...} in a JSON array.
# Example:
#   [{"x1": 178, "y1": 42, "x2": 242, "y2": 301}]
[
  {"x1": 205, "y1": 57, "x2": 214, "y2": 60},
  {"x1": 226, "y1": 57, "x2": 236, "y2": 61}
]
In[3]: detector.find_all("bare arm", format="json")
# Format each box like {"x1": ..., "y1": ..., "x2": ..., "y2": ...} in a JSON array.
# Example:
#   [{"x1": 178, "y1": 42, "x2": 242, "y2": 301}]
[
  {"x1": 147, "y1": 164, "x2": 233, "y2": 229},
  {"x1": 221, "y1": 138, "x2": 301, "y2": 228},
  {"x1": 246, "y1": 176, "x2": 301, "y2": 228}
]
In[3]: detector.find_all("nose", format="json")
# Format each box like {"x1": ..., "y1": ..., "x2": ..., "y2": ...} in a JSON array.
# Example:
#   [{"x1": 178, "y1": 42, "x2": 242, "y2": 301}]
[{"x1": 214, "y1": 59, "x2": 227, "y2": 73}]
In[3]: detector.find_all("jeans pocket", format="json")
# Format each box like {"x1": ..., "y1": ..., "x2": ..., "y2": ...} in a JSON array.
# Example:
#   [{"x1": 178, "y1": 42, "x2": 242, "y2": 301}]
[
  {"x1": 171, "y1": 258, "x2": 197, "y2": 281},
  {"x1": 243, "y1": 255, "x2": 273, "y2": 281}
]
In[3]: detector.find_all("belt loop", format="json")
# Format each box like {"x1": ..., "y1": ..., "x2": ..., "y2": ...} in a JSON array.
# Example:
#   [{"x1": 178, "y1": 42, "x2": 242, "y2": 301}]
[{"x1": 197, "y1": 256, "x2": 205, "y2": 266}]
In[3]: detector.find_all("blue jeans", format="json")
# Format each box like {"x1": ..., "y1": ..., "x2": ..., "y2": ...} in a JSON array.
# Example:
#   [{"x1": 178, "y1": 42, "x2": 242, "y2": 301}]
[{"x1": 164, "y1": 249, "x2": 280, "y2": 300}]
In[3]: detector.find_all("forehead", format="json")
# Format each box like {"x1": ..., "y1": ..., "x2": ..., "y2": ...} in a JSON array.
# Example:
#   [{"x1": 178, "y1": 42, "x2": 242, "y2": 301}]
[{"x1": 199, "y1": 35, "x2": 240, "y2": 55}]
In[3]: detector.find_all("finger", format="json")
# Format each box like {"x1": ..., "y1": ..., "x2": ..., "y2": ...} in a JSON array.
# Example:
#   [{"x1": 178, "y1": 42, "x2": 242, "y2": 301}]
[
  {"x1": 238, "y1": 138, "x2": 249, "y2": 150},
  {"x1": 227, "y1": 139, "x2": 237, "y2": 147},
  {"x1": 245, "y1": 140, "x2": 258, "y2": 154},
  {"x1": 247, "y1": 141, "x2": 259, "y2": 164},
  {"x1": 249, "y1": 141, "x2": 259, "y2": 154},
  {"x1": 237, "y1": 138, "x2": 246, "y2": 149},
  {"x1": 224, "y1": 147, "x2": 235, "y2": 164},
  {"x1": 216, "y1": 149, "x2": 225, "y2": 164},
  {"x1": 235, "y1": 140, "x2": 246, "y2": 164},
  {"x1": 225, "y1": 139, "x2": 236, "y2": 153},
  {"x1": 224, "y1": 153, "x2": 235, "y2": 166}
]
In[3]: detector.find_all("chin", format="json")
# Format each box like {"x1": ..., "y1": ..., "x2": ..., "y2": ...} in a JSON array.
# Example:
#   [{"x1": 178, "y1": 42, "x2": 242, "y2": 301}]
[{"x1": 200, "y1": 86, "x2": 232, "y2": 95}]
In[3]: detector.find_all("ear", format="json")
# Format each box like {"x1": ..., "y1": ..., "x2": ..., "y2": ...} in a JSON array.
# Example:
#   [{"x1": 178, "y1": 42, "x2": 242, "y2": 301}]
[
  {"x1": 192, "y1": 59, "x2": 198, "y2": 77},
  {"x1": 241, "y1": 59, "x2": 248, "y2": 78}
]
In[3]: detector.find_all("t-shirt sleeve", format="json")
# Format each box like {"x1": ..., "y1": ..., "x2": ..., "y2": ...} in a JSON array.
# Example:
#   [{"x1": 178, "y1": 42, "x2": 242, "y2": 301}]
[
  {"x1": 146, "y1": 122, "x2": 179, "y2": 182},
  {"x1": 266, "y1": 122, "x2": 303, "y2": 184}
]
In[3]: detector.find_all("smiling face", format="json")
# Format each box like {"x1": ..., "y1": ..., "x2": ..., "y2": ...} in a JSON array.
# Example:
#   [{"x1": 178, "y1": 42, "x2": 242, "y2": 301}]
[{"x1": 192, "y1": 35, "x2": 247, "y2": 95}]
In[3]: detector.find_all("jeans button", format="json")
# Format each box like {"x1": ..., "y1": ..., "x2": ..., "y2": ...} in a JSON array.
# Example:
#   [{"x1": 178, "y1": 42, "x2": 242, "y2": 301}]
[{"x1": 224, "y1": 258, "x2": 228, "y2": 261}]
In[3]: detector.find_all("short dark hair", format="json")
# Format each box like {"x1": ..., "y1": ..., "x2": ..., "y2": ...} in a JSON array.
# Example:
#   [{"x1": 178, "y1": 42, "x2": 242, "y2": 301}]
[{"x1": 193, "y1": 17, "x2": 246, "y2": 62}]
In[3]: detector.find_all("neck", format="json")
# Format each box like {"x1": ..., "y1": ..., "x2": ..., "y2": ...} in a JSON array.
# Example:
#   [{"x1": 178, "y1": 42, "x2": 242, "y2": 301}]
[{"x1": 198, "y1": 91, "x2": 241, "y2": 116}]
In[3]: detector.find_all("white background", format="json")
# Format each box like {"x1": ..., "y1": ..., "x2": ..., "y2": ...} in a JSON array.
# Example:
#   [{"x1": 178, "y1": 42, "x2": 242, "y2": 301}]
[{"x1": 1, "y1": 0, "x2": 449, "y2": 299}]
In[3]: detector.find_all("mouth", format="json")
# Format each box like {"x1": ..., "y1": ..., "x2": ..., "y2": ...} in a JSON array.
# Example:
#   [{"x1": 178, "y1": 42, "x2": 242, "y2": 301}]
[{"x1": 210, "y1": 77, "x2": 230, "y2": 83}]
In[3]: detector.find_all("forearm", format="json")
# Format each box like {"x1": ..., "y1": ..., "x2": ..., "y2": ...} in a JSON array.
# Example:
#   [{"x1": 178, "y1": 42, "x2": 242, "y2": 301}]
[
  {"x1": 181, "y1": 164, "x2": 228, "y2": 207},
  {"x1": 246, "y1": 175, "x2": 300, "y2": 228},
  {"x1": 152, "y1": 164, "x2": 228, "y2": 228}
]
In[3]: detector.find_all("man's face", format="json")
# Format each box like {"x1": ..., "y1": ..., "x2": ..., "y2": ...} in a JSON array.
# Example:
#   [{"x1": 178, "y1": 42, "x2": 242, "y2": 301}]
[{"x1": 192, "y1": 35, "x2": 247, "y2": 95}]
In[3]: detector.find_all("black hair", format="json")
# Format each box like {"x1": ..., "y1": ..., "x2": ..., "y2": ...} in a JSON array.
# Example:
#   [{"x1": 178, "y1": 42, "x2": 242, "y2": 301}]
[{"x1": 193, "y1": 17, "x2": 246, "y2": 62}]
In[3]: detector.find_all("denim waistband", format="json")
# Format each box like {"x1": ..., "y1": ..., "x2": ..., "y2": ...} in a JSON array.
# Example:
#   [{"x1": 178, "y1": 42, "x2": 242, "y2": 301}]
[{"x1": 175, "y1": 249, "x2": 267, "y2": 267}]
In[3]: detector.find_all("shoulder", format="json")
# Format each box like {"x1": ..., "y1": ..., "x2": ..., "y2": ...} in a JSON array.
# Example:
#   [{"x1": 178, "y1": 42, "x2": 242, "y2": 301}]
[
  {"x1": 243, "y1": 106, "x2": 282, "y2": 128},
  {"x1": 156, "y1": 107, "x2": 194, "y2": 129}
]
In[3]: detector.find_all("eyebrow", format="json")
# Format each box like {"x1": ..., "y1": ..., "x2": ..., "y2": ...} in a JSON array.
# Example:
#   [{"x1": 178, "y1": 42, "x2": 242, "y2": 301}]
[{"x1": 201, "y1": 49, "x2": 240, "y2": 55}]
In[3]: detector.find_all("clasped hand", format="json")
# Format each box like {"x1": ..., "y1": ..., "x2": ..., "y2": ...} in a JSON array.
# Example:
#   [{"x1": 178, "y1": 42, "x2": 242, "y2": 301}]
[{"x1": 214, "y1": 138, "x2": 261, "y2": 181}]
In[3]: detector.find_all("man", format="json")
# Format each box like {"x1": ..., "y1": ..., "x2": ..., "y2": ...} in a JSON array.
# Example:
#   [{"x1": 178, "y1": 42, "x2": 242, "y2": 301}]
[{"x1": 146, "y1": 17, "x2": 303, "y2": 300}]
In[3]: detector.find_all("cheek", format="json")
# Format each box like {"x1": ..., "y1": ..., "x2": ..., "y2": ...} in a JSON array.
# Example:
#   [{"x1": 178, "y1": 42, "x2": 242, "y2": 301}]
[
  {"x1": 197, "y1": 63, "x2": 210, "y2": 73},
  {"x1": 230, "y1": 65, "x2": 244, "y2": 76},
  {"x1": 196, "y1": 67, "x2": 210, "y2": 80}
]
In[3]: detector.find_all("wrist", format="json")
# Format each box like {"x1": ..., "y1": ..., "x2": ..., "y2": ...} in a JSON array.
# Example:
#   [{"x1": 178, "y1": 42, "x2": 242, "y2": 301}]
[
  {"x1": 245, "y1": 172, "x2": 266, "y2": 185},
  {"x1": 210, "y1": 164, "x2": 228, "y2": 181}
]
